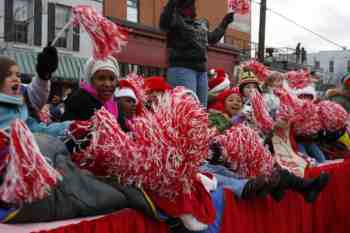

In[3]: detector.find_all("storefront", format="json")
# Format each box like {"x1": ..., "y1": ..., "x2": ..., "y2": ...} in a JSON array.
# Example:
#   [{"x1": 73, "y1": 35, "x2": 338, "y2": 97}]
[{"x1": 110, "y1": 18, "x2": 241, "y2": 80}]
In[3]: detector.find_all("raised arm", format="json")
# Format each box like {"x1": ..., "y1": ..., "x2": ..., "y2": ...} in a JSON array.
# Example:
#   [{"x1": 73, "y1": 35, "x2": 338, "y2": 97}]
[
  {"x1": 208, "y1": 12, "x2": 234, "y2": 44},
  {"x1": 25, "y1": 45, "x2": 58, "y2": 110}
]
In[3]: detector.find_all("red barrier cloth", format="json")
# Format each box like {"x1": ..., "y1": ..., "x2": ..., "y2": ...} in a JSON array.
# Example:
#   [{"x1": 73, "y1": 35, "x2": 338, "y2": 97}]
[
  {"x1": 32, "y1": 161, "x2": 350, "y2": 233},
  {"x1": 32, "y1": 209, "x2": 169, "y2": 233}
]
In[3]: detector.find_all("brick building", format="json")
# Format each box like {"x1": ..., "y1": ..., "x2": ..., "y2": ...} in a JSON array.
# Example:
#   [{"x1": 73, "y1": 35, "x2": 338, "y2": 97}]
[{"x1": 103, "y1": 0, "x2": 251, "y2": 79}]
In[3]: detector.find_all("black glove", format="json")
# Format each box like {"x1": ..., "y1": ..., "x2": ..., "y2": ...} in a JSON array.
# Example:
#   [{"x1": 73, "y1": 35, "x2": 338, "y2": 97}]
[
  {"x1": 36, "y1": 44, "x2": 58, "y2": 80},
  {"x1": 209, "y1": 141, "x2": 224, "y2": 165},
  {"x1": 222, "y1": 12, "x2": 235, "y2": 27}
]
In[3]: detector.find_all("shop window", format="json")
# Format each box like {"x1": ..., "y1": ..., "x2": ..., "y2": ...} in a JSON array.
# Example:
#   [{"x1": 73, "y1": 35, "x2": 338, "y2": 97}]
[{"x1": 127, "y1": 0, "x2": 139, "y2": 23}]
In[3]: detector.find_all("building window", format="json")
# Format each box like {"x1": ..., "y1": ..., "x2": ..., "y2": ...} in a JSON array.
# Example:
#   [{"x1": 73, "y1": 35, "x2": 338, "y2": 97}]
[
  {"x1": 315, "y1": 60, "x2": 320, "y2": 69},
  {"x1": 127, "y1": 0, "x2": 139, "y2": 23},
  {"x1": 55, "y1": 5, "x2": 71, "y2": 48},
  {"x1": 12, "y1": 0, "x2": 33, "y2": 43},
  {"x1": 329, "y1": 60, "x2": 334, "y2": 73}
]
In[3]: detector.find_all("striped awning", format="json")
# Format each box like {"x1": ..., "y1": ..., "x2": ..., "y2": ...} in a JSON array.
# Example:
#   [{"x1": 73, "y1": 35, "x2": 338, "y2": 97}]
[{"x1": 1, "y1": 49, "x2": 87, "y2": 81}]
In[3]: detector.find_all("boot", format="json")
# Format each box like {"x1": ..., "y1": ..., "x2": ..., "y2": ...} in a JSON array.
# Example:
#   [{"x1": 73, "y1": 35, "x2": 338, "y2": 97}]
[
  {"x1": 268, "y1": 170, "x2": 285, "y2": 202},
  {"x1": 241, "y1": 175, "x2": 270, "y2": 200},
  {"x1": 279, "y1": 169, "x2": 330, "y2": 203}
]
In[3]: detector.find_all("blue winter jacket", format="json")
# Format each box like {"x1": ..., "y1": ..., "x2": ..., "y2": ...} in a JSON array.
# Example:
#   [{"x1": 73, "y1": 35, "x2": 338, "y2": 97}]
[{"x1": 0, "y1": 92, "x2": 70, "y2": 137}]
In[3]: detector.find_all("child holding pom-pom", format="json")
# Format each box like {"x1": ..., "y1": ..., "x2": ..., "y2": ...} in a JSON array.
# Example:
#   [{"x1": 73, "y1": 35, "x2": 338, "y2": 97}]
[
  {"x1": 0, "y1": 52, "x2": 152, "y2": 224},
  {"x1": 207, "y1": 86, "x2": 329, "y2": 203}
]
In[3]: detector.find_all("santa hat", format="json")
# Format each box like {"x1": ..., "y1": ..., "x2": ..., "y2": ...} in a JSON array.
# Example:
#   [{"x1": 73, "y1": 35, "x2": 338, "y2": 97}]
[
  {"x1": 294, "y1": 84, "x2": 317, "y2": 100},
  {"x1": 208, "y1": 68, "x2": 230, "y2": 94},
  {"x1": 116, "y1": 79, "x2": 144, "y2": 114},
  {"x1": 144, "y1": 76, "x2": 172, "y2": 93},
  {"x1": 209, "y1": 87, "x2": 241, "y2": 112},
  {"x1": 114, "y1": 87, "x2": 138, "y2": 103}
]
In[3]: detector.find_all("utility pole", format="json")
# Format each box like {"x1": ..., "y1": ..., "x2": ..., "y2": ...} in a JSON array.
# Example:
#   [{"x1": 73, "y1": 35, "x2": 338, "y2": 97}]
[{"x1": 258, "y1": 0, "x2": 267, "y2": 62}]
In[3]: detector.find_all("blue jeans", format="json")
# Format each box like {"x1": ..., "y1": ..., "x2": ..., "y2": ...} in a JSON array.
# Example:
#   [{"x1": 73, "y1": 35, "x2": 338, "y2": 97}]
[
  {"x1": 167, "y1": 67, "x2": 208, "y2": 107},
  {"x1": 200, "y1": 163, "x2": 248, "y2": 198},
  {"x1": 298, "y1": 143, "x2": 326, "y2": 163}
]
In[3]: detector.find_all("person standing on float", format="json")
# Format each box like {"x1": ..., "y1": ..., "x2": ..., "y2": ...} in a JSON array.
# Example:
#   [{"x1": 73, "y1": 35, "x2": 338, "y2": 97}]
[{"x1": 160, "y1": 0, "x2": 234, "y2": 107}]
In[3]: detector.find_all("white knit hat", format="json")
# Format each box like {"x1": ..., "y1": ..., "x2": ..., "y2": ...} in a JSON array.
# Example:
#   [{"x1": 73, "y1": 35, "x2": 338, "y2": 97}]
[
  {"x1": 83, "y1": 56, "x2": 120, "y2": 83},
  {"x1": 114, "y1": 87, "x2": 138, "y2": 103}
]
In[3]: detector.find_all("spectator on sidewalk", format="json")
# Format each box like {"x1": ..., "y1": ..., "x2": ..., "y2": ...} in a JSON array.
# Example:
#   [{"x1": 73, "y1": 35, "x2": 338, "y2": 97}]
[
  {"x1": 301, "y1": 47, "x2": 307, "y2": 65},
  {"x1": 295, "y1": 43, "x2": 301, "y2": 64}
]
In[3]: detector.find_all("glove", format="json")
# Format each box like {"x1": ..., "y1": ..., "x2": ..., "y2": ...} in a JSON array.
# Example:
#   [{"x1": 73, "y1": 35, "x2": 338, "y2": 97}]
[
  {"x1": 36, "y1": 44, "x2": 58, "y2": 80},
  {"x1": 209, "y1": 141, "x2": 224, "y2": 165},
  {"x1": 222, "y1": 12, "x2": 235, "y2": 27}
]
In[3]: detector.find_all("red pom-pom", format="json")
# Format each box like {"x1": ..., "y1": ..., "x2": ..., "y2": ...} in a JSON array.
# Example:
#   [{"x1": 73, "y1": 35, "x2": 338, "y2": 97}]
[
  {"x1": 293, "y1": 101, "x2": 323, "y2": 136},
  {"x1": 215, "y1": 125, "x2": 274, "y2": 178},
  {"x1": 241, "y1": 60, "x2": 270, "y2": 82},
  {"x1": 72, "y1": 5, "x2": 128, "y2": 59},
  {"x1": 286, "y1": 70, "x2": 312, "y2": 89},
  {"x1": 318, "y1": 100, "x2": 348, "y2": 132},
  {"x1": 251, "y1": 90, "x2": 274, "y2": 133},
  {"x1": 228, "y1": 0, "x2": 251, "y2": 15},
  {"x1": 74, "y1": 88, "x2": 212, "y2": 199},
  {"x1": 0, "y1": 120, "x2": 61, "y2": 205}
]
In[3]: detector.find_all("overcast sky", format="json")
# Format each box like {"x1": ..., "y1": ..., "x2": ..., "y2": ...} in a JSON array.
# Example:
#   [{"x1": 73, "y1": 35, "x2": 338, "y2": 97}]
[{"x1": 251, "y1": 0, "x2": 350, "y2": 53}]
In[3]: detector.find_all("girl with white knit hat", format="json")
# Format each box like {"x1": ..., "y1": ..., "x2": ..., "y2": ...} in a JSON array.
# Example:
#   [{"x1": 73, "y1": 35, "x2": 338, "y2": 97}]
[{"x1": 62, "y1": 56, "x2": 120, "y2": 121}]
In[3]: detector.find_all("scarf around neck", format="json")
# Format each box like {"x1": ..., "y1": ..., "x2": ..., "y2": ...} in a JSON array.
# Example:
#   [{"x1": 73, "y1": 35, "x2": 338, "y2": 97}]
[
  {"x1": 81, "y1": 82, "x2": 118, "y2": 118},
  {"x1": 0, "y1": 93, "x2": 24, "y2": 106}
]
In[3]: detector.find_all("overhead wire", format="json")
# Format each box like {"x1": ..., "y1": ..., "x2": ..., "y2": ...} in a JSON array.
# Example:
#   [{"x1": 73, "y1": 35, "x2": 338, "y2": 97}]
[{"x1": 251, "y1": 0, "x2": 347, "y2": 50}]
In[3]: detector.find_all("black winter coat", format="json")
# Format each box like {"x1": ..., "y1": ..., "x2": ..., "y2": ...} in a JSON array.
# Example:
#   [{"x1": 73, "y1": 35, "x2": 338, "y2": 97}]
[
  {"x1": 7, "y1": 134, "x2": 157, "y2": 223},
  {"x1": 160, "y1": 1, "x2": 228, "y2": 72},
  {"x1": 62, "y1": 89, "x2": 102, "y2": 121}
]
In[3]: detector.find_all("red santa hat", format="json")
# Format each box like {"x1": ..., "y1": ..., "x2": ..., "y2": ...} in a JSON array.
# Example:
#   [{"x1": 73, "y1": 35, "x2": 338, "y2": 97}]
[
  {"x1": 208, "y1": 68, "x2": 230, "y2": 94},
  {"x1": 144, "y1": 76, "x2": 172, "y2": 93},
  {"x1": 208, "y1": 87, "x2": 241, "y2": 112},
  {"x1": 115, "y1": 79, "x2": 143, "y2": 115}
]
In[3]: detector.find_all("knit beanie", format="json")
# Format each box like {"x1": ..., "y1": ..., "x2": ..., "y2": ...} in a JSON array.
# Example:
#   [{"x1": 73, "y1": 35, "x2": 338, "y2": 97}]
[{"x1": 83, "y1": 56, "x2": 120, "y2": 84}]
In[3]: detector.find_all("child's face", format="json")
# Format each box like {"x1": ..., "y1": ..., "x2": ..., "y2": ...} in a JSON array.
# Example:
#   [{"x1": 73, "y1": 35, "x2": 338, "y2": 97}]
[
  {"x1": 224, "y1": 93, "x2": 243, "y2": 117},
  {"x1": 118, "y1": 97, "x2": 136, "y2": 118},
  {"x1": 0, "y1": 65, "x2": 21, "y2": 96},
  {"x1": 91, "y1": 70, "x2": 118, "y2": 102},
  {"x1": 272, "y1": 77, "x2": 283, "y2": 89},
  {"x1": 243, "y1": 83, "x2": 258, "y2": 97}
]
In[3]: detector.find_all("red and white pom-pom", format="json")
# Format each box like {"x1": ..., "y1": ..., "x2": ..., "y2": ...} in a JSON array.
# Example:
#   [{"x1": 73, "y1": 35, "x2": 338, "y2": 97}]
[
  {"x1": 215, "y1": 125, "x2": 274, "y2": 179},
  {"x1": 228, "y1": 0, "x2": 251, "y2": 15},
  {"x1": 318, "y1": 100, "x2": 348, "y2": 132},
  {"x1": 251, "y1": 90, "x2": 274, "y2": 133},
  {"x1": 72, "y1": 108, "x2": 132, "y2": 176},
  {"x1": 71, "y1": 5, "x2": 128, "y2": 59},
  {"x1": 286, "y1": 70, "x2": 312, "y2": 89},
  {"x1": 76, "y1": 88, "x2": 210, "y2": 199},
  {"x1": 293, "y1": 101, "x2": 323, "y2": 136},
  {"x1": 68, "y1": 120, "x2": 93, "y2": 141},
  {"x1": 241, "y1": 59, "x2": 270, "y2": 82},
  {"x1": 273, "y1": 88, "x2": 303, "y2": 122},
  {"x1": 0, "y1": 120, "x2": 61, "y2": 205},
  {"x1": 128, "y1": 88, "x2": 211, "y2": 197},
  {"x1": 0, "y1": 130, "x2": 9, "y2": 175}
]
